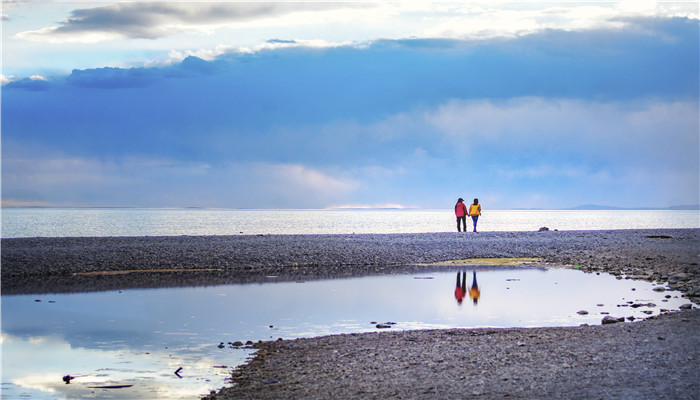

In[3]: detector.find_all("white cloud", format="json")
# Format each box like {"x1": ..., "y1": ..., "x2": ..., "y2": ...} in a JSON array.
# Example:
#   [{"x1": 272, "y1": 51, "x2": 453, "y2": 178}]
[
  {"x1": 13, "y1": 2, "x2": 374, "y2": 43},
  {"x1": 250, "y1": 163, "x2": 360, "y2": 203},
  {"x1": 1, "y1": 153, "x2": 362, "y2": 208},
  {"x1": 417, "y1": 2, "x2": 697, "y2": 39},
  {"x1": 1, "y1": 74, "x2": 14, "y2": 85},
  {"x1": 424, "y1": 97, "x2": 699, "y2": 166}
]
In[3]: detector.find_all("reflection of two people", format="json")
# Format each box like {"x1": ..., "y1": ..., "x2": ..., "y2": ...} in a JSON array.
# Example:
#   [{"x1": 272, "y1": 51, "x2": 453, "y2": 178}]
[{"x1": 455, "y1": 271, "x2": 480, "y2": 305}]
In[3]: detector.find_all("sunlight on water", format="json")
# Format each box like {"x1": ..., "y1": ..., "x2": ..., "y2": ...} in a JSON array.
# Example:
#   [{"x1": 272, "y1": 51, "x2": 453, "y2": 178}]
[
  {"x1": 2, "y1": 208, "x2": 698, "y2": 237},
  {"x1": 2, "y1": 268, "x2": 694, "y2": 399}
]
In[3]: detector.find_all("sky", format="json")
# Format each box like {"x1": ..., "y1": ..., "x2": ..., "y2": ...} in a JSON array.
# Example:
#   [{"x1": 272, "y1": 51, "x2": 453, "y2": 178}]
[{"x1": 2, "y1": 1, "x2": 698, "y2": 210}]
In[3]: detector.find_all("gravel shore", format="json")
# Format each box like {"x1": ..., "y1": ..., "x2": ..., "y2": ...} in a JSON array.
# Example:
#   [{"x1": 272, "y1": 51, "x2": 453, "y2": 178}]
[{"x1": 2, "y1": 229, "x2": 699, "y2": 399}]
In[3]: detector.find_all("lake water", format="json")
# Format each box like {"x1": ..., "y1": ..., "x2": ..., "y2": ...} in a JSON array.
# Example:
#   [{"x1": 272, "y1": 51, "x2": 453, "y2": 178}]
[
  {"x1": 1, "y1": 267, "x2": 691, "y2": 400},
  {"x1": 2, "y1": 208, "x2": 698, "y2": 238}
]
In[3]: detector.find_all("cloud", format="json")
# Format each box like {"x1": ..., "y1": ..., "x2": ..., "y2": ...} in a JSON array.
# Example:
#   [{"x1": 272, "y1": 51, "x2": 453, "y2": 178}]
[
  {"x1": 3, "y1": 17, "x2": 698, "y2": 209},
  {"x1": 14, "y1": 2, "x2": 370, "y2": 43},
  {"x1": 424, "y1": 97, "x2": 699, "y2": 166},
  {"x1": 0, "y1": 151, "x2": 360, "y2": 208},
  {"x1": 412, "y1": 2, "x2": 698, "y2": 40}
]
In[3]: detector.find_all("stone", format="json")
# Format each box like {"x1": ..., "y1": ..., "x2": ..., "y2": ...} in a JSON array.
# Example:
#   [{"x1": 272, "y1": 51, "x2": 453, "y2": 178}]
[
  {"x1": 602, "y1": 316, "x2": 622, "y2": 324},
  {"x1": 652, "y1": 286, "x2": 666, "y2": 292},
  {"x1": 679, "y1": 304, "x2": 693, "y2": 310},
  {"x1": 577, "y1": 310, "x2": 589, "y2": 315}
]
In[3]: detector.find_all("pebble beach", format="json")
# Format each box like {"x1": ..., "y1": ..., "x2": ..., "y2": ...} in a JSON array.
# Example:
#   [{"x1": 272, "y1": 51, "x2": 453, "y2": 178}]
[{"x1": 2, "y1": 228, "x2": 699, "y2": 399}]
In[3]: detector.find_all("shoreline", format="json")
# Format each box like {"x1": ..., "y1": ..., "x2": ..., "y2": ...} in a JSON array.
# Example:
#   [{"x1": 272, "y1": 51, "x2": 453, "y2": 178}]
[
  {"x1": 3, "y1": 229, "x2": 699, "y2": 399},
  {"x1": 3, "y1": 228, "x2": 699, "y2": 296}
]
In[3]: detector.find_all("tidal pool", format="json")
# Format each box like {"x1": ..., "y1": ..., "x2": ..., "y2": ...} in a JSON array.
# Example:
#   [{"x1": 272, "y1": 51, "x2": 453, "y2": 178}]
[{"x1": 1, "y1": 267, "x2": 692, "y2": 399}]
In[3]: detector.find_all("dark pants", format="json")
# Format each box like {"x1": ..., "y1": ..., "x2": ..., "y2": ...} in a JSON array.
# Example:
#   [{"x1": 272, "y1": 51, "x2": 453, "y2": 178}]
[
  {"x1": 457, "y1": 216, "x2": 466, "y2": 232},
  {"x1": 471, "y1": 215, "x2": 479, "y2": 232}
]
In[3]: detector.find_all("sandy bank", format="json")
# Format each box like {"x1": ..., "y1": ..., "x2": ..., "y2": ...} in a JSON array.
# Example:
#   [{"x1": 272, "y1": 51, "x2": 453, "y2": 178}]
[{"x1": 3, "y1": 229, "x2": 699, "y2": 296}]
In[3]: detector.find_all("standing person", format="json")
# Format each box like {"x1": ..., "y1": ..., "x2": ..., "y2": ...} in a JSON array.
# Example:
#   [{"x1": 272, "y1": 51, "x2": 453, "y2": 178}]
[
  {"x1": 455, "y1": 198, "x2": 467, "y2": 232},
  {"x1": 469, "y1": 271, "x2": 480, "y2": 305},
  {"x1": 454, "y1": 271, "x2": 466, "y2": 304},
  {"x1": 469, "y1": 198, "x2": 481, "y2": 232}
]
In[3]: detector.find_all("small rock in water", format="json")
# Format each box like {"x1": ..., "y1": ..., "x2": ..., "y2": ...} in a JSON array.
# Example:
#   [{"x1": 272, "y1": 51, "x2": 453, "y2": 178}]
[
  {"x1": 576, "y1": 310, "x2": 589, "y2": 315},
  {"x1": 602, "y1": 316, "x2": 623, "y2": 324},
  {"x1": 376, "y1": 324, "x2": 392, "y2": 329},
  {"x1": 652, "y1": 286, "x2": 666, "y2": 292},
  {"x1": 679, "y1": 304, "x2": 693, "y2": 310},
  {"x1": 538, "y1": 227, "x2": 550, "y2": 232}
]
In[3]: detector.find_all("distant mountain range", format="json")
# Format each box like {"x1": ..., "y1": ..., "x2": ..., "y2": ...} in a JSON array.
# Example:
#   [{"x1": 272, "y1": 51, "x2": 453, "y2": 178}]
[{"x1": 512, "y1": 204, "x2": 700, "y2": 211}]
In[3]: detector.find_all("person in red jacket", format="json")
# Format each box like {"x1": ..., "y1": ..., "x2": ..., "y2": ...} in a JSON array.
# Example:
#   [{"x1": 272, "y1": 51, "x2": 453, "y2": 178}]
[
  {"x1": 469, "y1": 198, "x2": 482, "y2": 232},
  {"x1": 455, "y1": 198, "x2": 467, "y2": 232},
  {"x1": 454, "y1": 271, "x2": 466, "y2": 304}
]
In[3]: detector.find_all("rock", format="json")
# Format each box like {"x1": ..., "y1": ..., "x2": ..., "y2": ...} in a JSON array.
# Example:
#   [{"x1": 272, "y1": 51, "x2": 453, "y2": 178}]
[
  {"x1": 679, "y1": 303, "x2": 693, "y2": 310},
  {"x1": 652, "y1": 286, "x2": 666, "y2": 292},
  {"x1": 376, "y1": 324, "x2": 392, "y2": 329},
  {"x1": 602, "y1": 316, "x2": 623, "y2": 324},
  {"x1": 577, "y1": 310, "x2": 589, "y2": 315},
  {"x1": 538, "y1": 227, "x2": 550, "y2": 232}
]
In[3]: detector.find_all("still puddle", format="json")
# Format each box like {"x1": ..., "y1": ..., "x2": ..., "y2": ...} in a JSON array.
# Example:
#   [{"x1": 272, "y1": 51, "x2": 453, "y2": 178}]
[{"x1": 1, "y1": 267, "x2": 693, "y2": 399}]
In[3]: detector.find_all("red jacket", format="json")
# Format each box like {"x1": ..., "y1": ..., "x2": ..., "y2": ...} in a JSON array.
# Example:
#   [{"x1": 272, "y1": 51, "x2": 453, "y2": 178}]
[{"x1": 455, "y1": 202, "x2": 467, "y2": 217}]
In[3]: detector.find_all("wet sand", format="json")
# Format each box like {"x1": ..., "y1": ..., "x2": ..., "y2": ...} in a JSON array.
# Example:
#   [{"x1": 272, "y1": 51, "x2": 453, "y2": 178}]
[{"x1": 2, "y1": 229, "x2": 699, "y2": 399}]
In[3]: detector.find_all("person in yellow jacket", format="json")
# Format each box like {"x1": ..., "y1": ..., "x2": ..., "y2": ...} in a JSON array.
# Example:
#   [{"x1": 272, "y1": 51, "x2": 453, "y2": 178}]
[
  {"x1": 468, "y1": 198, "x2": 481, "y2": 232},
  {"x1": 469, "y1": 271, "x2": 480, "y2": 305}
]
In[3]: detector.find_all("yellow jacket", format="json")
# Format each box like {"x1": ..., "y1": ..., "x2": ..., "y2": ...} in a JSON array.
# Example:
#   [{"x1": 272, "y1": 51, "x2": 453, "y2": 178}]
[{"x1": 469, "y1": 204, "x2": 481, "y2": 216}]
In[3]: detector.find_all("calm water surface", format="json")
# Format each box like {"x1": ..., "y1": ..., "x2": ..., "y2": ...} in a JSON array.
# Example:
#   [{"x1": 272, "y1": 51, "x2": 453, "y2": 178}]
[
  {"x1": 2, "y1": 208, "x2": 698, "y2": 237},
  {"x1": 1, "y1": 268, "x2": 692, "y2": 400}
]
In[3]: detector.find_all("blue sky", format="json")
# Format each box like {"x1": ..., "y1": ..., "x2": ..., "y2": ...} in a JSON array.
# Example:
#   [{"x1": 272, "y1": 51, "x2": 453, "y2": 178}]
[{"x1": 2, "y1": 2, "x2": 698, "y2": 209}]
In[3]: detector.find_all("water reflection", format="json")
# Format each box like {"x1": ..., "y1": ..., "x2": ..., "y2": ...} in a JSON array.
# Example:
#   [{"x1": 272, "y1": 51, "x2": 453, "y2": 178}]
[
  {"x1": 469, "y1": 271, "x2": 480, "y2": 305},
  {"x1": 454, "y1": 271, "x2": 466, "y2": 304},
  {"x1": 455, "y1": 271, "x2": 481, "y2": 305},
  {"x1": 2, "y1": 268, "x2": 693, "y2": 399}
]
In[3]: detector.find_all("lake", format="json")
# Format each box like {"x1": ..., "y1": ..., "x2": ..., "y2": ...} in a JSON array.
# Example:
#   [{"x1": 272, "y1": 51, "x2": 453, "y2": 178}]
[
  {"x1": 1, "y1": 267, "x2": 691, "y2": 399},
  {"x1": 2, "y1": 208, "x2": 698, "y2": 238}
]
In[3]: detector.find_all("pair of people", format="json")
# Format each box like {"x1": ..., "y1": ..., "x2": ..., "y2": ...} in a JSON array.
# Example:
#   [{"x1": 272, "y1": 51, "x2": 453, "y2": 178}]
[
  {"x1": 454, "y1": 271, "x2": 480, "y2": 305},
  {"x1": 455, "y1": 198, "x2": 481, "y2": 232}
]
